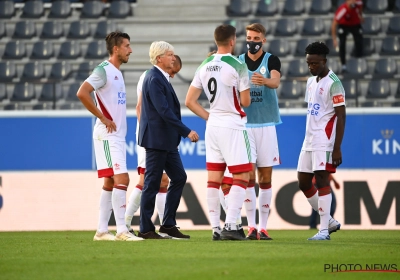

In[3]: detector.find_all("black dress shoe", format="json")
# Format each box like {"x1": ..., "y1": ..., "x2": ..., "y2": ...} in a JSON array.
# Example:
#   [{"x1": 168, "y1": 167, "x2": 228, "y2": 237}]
[
  {"x1": 159, "y1": 226, "x2": 190, "y2": 239},
  {"x1": 138, "y1": 231, "x2": 170, "y2": 239}
]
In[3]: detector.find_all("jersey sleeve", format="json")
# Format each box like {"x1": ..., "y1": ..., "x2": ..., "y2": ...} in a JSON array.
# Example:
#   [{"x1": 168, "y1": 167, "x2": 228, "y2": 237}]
[
  {"x1": 304, "y1": 78, "x2": 312, "y2": 103},
  {"x1": 86, "y1": 66, "x2": 107, "y2": 90},
  {"x1": 267, "y1": 55, "x2": 281, "y2": 73},
  {"x1": 137, "y1": 71, "x2": 147, "y2": 99},
  {"x1": 237, "y1": 62, "x2": 250, "y2": 92},
  {"x1": 190, "y1": 67, "x2": 203, "y2": 89},
  {"x1": 330, "y1": 80, "x2": 346, "y2": 107}
]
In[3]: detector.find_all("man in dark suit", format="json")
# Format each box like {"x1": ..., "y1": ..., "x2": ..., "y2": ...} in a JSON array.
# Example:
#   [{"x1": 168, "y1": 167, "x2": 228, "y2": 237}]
[{"x1": 138, "y1": 41, "x2": 199, "y2": 239}]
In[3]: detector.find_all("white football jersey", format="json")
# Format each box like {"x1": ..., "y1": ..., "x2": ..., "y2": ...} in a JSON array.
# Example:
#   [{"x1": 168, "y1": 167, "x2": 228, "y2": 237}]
[
  {"x1": 302, "y1": 70, "x2": 346, "y2": 151},
  {"x1": 86, "y1": 60, "x2": 127, "y2": 141},
  {"x1": 191, "y1": 53, "x2": 250, "y2": 130},
  {"x1": 135, "y1": 70, "x2": 147, "y2": 142}
]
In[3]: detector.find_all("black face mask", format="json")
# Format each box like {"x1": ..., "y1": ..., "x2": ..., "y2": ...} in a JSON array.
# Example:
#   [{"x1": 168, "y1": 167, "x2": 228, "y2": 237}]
[{"x1": 246, "y1": 41, "x2": 263, "y2": 55}]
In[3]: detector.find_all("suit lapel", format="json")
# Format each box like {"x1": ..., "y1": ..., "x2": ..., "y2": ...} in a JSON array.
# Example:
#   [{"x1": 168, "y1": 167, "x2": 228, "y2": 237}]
[{"x1": 153, "y1": 67, "x2": 180, "y2": 108}]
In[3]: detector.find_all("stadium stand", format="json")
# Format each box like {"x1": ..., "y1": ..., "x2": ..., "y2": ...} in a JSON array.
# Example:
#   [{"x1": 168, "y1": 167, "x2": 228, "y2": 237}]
[{"x1": 1, "y1": 0, "x2": 400, "y2": 110}]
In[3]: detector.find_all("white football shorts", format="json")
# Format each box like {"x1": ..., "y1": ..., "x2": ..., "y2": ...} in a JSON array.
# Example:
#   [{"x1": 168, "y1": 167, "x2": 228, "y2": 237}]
[
  {"x1": 94, "y1": 139, "x2": 127, "y2": 178},
  {"x1": 247, "y1": 126, "x2": 280, "y2": 167},
  {"x1": 297, "y1": 150, "x2": 336, "y2": 173}
]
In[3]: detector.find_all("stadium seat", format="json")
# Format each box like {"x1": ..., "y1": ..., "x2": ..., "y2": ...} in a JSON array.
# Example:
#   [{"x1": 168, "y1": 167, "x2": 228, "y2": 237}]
[
  {"x1": 3, "y1": 103, "x2": 25, "y2": 110},
  {"x1": 274, "y1": 18, "x2": 298, "y2": 37},
  {"x1": 279, "y1": 80, "x2": 304, "y2": 99},
  {"x1": 341, "y1": 79, "x2": 360, "y2": 99},
  {"x1": 396, "y1": 81, "x2": 400, "y2": 98},
  {"x1": 32, "y1": 103, "x2": 54, "y2": 110},
  {"x1": 255, "y1": 0, "x2": 279, "y2": 16},
  {"x1": 282, "y1": 0, "x2": 305, "y2": 15},
  {"x1": 267, "y1": 39, "x2": 291, "y2": 57},
  {"x1": 3, "y1": 41, "x2": 26, "y2": 60},
  {"x1": 0, "y1": 1, "x2": 15, "y2": 19},
  {"x1": 108, "y1": 0, "x2": 132, "y2": 18},
  {"x1": 21, "y1": 0, "x2": 44, "y2": 18},
  {"x1": 360, "y1": 100, "x2": 384, "y2": 107},
  {"x1": 394, "y1": 0, "x2": 400, "y2": 13},
  {"x1": 11, "y1": 82, "x2": 36, "y2": 101},
  {"x1": 85, "y1": 41, "x2": 108, "y2": 59},
  {"x1": 364, "y1": 0, "x2": 389, "y2": 14},
  {"x1": 0, "y1": 84, "x2": 7, "y2": 101},
  {"x1": 58, "y1": 41, "x2": 81, "y2": 59},
  {"x1": 41, "y1": 21, "x2": 64, "y2": 39},
  {"x1": 48, "y1": 0, "x2": 72, "y2": 19},
  {"x1": 391, "y1": 101, "x2": 400, "y2": 107},
  {"x1": 0, "y1": 22, "x2": 5, "y2": 39},
  {"x1": 325, "y1": 38, "x2": 340, "y2": 56},
  {"x1": 302, "y1": 18, "x2": 325, "y2": 36},
  {"x1": 31, "y1": 41, "x2": 54, "y2": 60},
  {"x1": 49, "y1": 61, "x2": 72, "y2": 80},
  {"x1": 362, "y1": 17, "x2": 382, "y2": 35},
  {"x1": 353, "y1": 37, "x2": 375, "y2": 56},
  {"x1": 64, "y1": 82, "x2": 81, "y2": 101},
  {"x1": 286, "y1": 59, "x2": 310, "y2": 78},
  {"x1": 346, "y1": 58, "x2": 368, "y2": 77},
  {"x1": 21, "y1": 61, "x2": 45, "y2": 80},
  {"x1": 38, "y1": 83, "x2": 63, "y2": 102},
  {"x1": 75, "y1": 61, "x2": 96, "y2": 80},
  {"x1": 366, "y1": 79, "x2": 391, "y2": 99},
  {"x1": 13, "y1": 21, "x2": 36, "y2": 39},
  {"x1": 387, "y1": 16, "x2": 400, "y2": 34},
  {"x1": 67, "y1": 21, "x2": 91, "y2": 39},
  {"x1": 226, "y1": 0, "x2": 252, "y2": 17},
  {"x1": 373, "y1": 58, "x2": 398, "y2": 78},
  {"x1": 0, "y1": 61, "x2": 17, "y2": 81},
  {"x1": 249, "y1": 18, "x2": 271, "y2": 35},
  {"x1": 223, "y1": 19, "x2": 245, "y2": 37},
  {"x1": 94, "y1": 20, "x2": 118, "y2": 39},
  {"x1": 59, "y1": 102, "x2": 83, "y2": 110},
  {"x1": 327, "y1": 58, "x2": 341, "y2": 74},
  {"x1": 309, "y1": 0, "x2": 332, "y2": 14},
  {"x1": 294, "y1": 38, "x2": 314, "y2": 57},
  {"x1": 380, "y1": 36, "x2": 400, "y2": 55},
  {"x1": 81, "y1": 1, "x2": 105, "y2": 18}
]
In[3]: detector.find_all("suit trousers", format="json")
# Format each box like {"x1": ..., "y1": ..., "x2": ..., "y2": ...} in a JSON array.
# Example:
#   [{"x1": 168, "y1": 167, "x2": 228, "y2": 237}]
[{"x1": 139, "y1": 148, "x2": 187, "y2": 233}]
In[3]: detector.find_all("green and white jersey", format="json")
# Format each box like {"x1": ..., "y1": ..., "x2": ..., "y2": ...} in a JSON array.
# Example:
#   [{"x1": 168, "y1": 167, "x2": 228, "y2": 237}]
[
  {"x1": 303, "y1": 70, "x2": 346, "y2": 151},
  {"x1": 86, "y1": 60, "x2": 127, "y2": 141},
  {"x1": 191, "y1": 53, "x2": 250, "y2": 130}
]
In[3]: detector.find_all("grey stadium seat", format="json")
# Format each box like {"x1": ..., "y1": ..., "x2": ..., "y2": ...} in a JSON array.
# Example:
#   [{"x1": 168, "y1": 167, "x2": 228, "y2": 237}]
[
  {"x1": 31, "y1": 41, "x2": 54, "y2": 60},
  {"x1": 294, "y1": 38, "x2": 315, "y2": 57},
  {"x1": 11, "y1": 83, "x2": 36, "y2": 101},
  {"x1": 3, "y1": 103, "x2": 25, "y2": 110},
  {"x1": 21, "y1": 61, "x2": 46, "y2": 80},
  {"x1": 49, "y1": 0, "x2": 72, "y2": 19},
  {"x1": 364, "y1": 0, "x2": 388, "y2": 14},
  {"x1": 21, "y1": 0, "x2": 44, "y2": 18},
  {"x1": 41, "y1": 21, "x2": 64, "y2": 39},
  {"x1": 67, "y1": 21, "x2": 91, "y2": 39},
  {"x1": 85, "y1": 41, "x2": 108, "y2": 59},
  {"x1": 373, "y1": 58, "x2": 398, "y2": 78},
  {"x1": 32, "y1": 103, "x2": 54, "y2": 110},
  {"x1": 394, "y1": 0, "x2": 400, "y2": 13},
  {"x1": 0, "y1": 84, "x2": 7, "y2": 101},
  {"x1": 39, "y1": 83, "x2": 63, "y2": 102},
  {"x1": 279, "y1": 80, "x2": 304, "y2": 99},
  {"x1": 309, "y1": 0, "x2": 332, "y2": 15},
  {"x1": 346, "y1": 58, "x2": 368, "y2": 77},
  {"x1": 0, "y1": 22, "x2": 5, "y2": 39},
  {"x1": 94, "y1": 21, "x2": 118, "y2": 39},
  {"x1": 255, "y1": 0, "x2": 279, "y2": 16},
  {"x1": 325, "y1": 38, "x2": 340, "y2": 56},
  {"x1": 64, "y1": 82, "x2": 81, "y2": 101},
  {"x1": 362, "y1": 17, "x2": 382, "y2": 35},
  {"x1": 380, "y1": 37, "x2": 400, "y2": 55},
  {"x1": 81, "y1": 1, "x2": 104, "y2": 18},
  {"x1": 282, "y1": 0, "x2": 305, "y2": 15},
  {"x1": 366, "y1": 79, "x2": 391, "y2": 99},
  {"x1": 59, "y1": 103, "x2": 83, "y2": 110},
  {"x1": 13, "y1": 21, "x2": 36, "y2": 39},
  {"x1": 226, "y1": 0, "x2": 252, "y2": 17},
  {"x1": 3, "y1": 41, "x2": 26, "y2": 60},
  {"x1": 286, "y1": 59, "x2": 310, "y2": 78},
  {"x1": 108, "y1": 0, "x2": 132, "y2": 18},
  {"x1": 387, "y1": 16, "x2": 400, "y2": 34},
  {"x1": 274, "y1": 18, "x2": 298, "y2": 37},
  {"x1": 302, "y1": 18, "x2": 325, "y2": 36},
  {"x1": 58, "y1": 41, "x2": 81, "y2": 59},
  {"x1": 267, "y1": 39, "x2": 291, "y2": 57},
  {"x1": 0, "y1": 61, "x2": 17, "y2": 81},
  {"x1": 0, "y1": 1, "x2": 15, "y2": 19},
  {"x1": 341, "y1": 79, "x2": 360, "y2": 100},
  {"x1": 76, "y1": 61, "x2": 96, "y2": 80},
  {"x1": 49, "y1": 61, "x2": 72, "y2": 80}
]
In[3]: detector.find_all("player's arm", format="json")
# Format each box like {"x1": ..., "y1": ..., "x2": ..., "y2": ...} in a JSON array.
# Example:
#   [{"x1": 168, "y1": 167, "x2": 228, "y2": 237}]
[
  {"x1": 76, "y1": 81, "x2": 116, "y2": 133},
  {"x1": 331, "y1": 18, "x2": 339, "y2": 48},
  {"x1": 332, "y1": 105, "x2": 346, "y2": 167},
  {"x1": 185, "y1": 85, "x2": 209, "y2": 121},
  {"x1": 239, "y1": 88, "x2": 251, "y2": 107},
  {"x1": 136, "y1": 90, "x2": 142, "y2": 123}
]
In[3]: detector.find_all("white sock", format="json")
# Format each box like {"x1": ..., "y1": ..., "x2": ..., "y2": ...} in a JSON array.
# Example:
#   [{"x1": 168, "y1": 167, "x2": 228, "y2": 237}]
[
  {"x1": 207, "y1": 187, "x2": 221, "y2": 228},
  {"x1": 225, "y1": 185, "x2": 245, "y2": 225},
  {"x1": 307, "y1": 192, "x2": 319, "y2": 212},
  {"x1": 112, "y1": 186, "x2": 128, "y2": 234},
  {"x1": 156, "y1": 192, "x2": 167, "y2": 224},
  {"x1": 244, "y1": 187, "x2": 257, "y2": 228},
  {"x1": 219, "y1": 188, "x2": 227, "y2": 213},
  {"x1": 258, "y1": 188, "x2": 272, "y2": 231},
  {"x1": 97, "y1": 189, "x2": 112, "y2": 233},
  {"x1": 125, "y1": 186, "x2": 142, "y2": 228},
  {"x1": 318, "y1": 193, "x2": 332, "y2": 232}
]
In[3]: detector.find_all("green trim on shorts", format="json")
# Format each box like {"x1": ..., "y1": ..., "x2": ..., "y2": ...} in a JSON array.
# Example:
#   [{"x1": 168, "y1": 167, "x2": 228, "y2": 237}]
[
  {"x1": 326, "y1": 151, "x2": 330, "y2": 163},
  {"x1": 103, "y1": 140, "x2": 112, "y2": 168},
  {"x1": 243, "y1": 130, "x2": 252, "y2": 162}
]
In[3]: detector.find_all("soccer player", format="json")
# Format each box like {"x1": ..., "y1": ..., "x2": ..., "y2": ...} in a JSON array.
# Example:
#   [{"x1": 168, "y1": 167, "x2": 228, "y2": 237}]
[
  {"x1": 298, "y1": 41, "x2": 345, "y2": 241},
  {"x1": 77, "y1": 31, "x2": 143, "y2": 241},
  {"x1": 185, "y1": 24, "x2": 252, "y2": 241},
  {"x1": 125, "y1": 55, "x2": 182, "y2": 233}
]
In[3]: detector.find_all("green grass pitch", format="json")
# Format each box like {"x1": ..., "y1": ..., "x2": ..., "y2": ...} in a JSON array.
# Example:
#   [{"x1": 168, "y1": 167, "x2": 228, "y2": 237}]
[{"x1": 0, "y1": 230, "x2": 399, "y2": 280}]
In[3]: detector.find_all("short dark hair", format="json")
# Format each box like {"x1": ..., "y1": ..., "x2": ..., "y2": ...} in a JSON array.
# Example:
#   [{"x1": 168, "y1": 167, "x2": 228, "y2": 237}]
[
  {"x1": 305, "y1": 42, "x2": 330, "y2": 58},
  {"x1": 214, "y1": 24, "x2": 236, "y2": 46},
  {"x1": 105, "y1": 31, "x2": 130, "y2": 55},
  {"x1": 174, "y1": 55, "x2": 182, "y2": 68}
]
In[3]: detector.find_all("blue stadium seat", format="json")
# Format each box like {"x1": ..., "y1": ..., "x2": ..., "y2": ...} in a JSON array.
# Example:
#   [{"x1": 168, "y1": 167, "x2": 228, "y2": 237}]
[
  {"x1": 387, "y1": 16, "x2": 400, "y2": 34},
  {"x1": 75, "y1": 61, "x2": 97, "y2": 80},
  {"x1": 39, "y1": 83, "x2": 63, "y2": 102},
  {"x1": 3, "y1": 41, "x2": 26, "y2": 60},
  {"x1": 341, "y1": 79, "x2": 360, "y2": 100},
  {"x1": 325, "y1": 38, "x2": 340, "y2": 56},
  {"x1": 59, "y1": 102, "x2": 83, "y2": 110},
  {"x1": 0, "y1": 1, "x2": 15, "y2": 19},
  {"x1": 0, "y1": 22, "x2": 5, "y2": 39},
  {"x1": 32, "y1": 103, "x2": 54, "y2": 110},
  {"x1": 41, "y1": 21, "x2": 64, "y2": 39},
  {"x1": 108, "y1": 0, "x2": 132, "y2": 18},
  {"x1": 309, "y1": 0, "x2": 332, "y2": 15},
  {"x1": 85, "y1": 41, "x2": 108, "y2": 59},
  {"x1": 274, "y1": 18, "x2": 298, "y2": 37},
  {"x1": 267, "y1": 39, "x2": 291, "y2": 57},
  {"x1": 3, "y1": 103, "x2": 25, "y2": 110},
  {"x1": 11, "y1": 83, "x2": 36, "y2": 101},
  {"x1": 0, "y1": 61, "x2": 17, "y2": 81},
  {"x1": 94, "y1": 20, "x2": 118, "y2": 39},
  {"x1": 255, "y1": 0, "x2": 279, "y2": 16},
  {"x1": 279, "y1": 80, "x2": 304, "y2": 99},
  {"x1": 366, "y1": 79, "x2": 391, "y2": 99},
  {"x1": 380, "y1": 36, "x2": 400, "y2": 55},
  {"x1": 49, "y1": 0, "x2": 72, "y2": 19},
  {"x1": 226, "y1": 0, "x2": 252, "y2": 17},
  {"x1": 364, "y1": 0, "x2": 388, "y2": 14},
  {"x1": 13, "y1": 21, "x2": 36, "y2": 39},
  {"x1": 394, "y1": 0, "x2": 400, "y2": 13},
  {"x1": 67, "y1": 21, "x2": 91, "y2": 39},
  {"x1": 81, "y1": 1, "x2": 105, "y2": 18},
  {"x1": 286, "y1": 59, "x2": 310, "y2": 78},
  {"x1": 373, "y1": 58, "x2": 398, "y2": 78},
  {"x1": 58, "y1": 41, "x2": 81, "y2": 59},
  {"x1": 294, "y1": 38, "x2": 314, "y2": 57},
  {"x1": 282, "y1": 0, "x2": 305, "y2": 15},
  {"x1": 22, "y1": 61, "x2": 46, "y2": 80},
  {"x1": 49, "y1": 61, "x2": 72, "y2": 80},
  {"x1": 362, "y1": 17, "x2": 382, "y2": 35},
  {"x1": 31, "y1": 41, "x2": 54, "y2": 60},
  {"x1": 64, "y1": 82, "x2": 81, "y2": 101},
  {"x1": 346, "y1": 58, "x2": 368, "y2": 77},
  {"x1": 302, "y1": 18, "x2": 325, "y2": 36},
  {"x1": 0, "y1": 83, "x2": 7, "y2": 101},
  {"x1": 21, "y1": 0, "x2": 44, "y2": 18}
]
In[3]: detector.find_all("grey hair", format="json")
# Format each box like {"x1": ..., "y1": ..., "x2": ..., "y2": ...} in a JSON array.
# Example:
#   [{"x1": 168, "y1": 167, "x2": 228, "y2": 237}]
[{"x1": 149, "y1": 41, "x2": 174, "y2": 65}]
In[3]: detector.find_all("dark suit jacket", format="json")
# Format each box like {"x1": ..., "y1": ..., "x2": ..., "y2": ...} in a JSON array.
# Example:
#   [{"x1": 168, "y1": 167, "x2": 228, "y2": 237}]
[{"x1": 138, "y1": 66, "x2": 191, "y2": 151}]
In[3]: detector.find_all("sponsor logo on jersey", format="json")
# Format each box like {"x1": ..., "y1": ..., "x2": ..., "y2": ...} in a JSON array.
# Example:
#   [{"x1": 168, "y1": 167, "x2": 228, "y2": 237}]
[
  {"x1": 260, "y1": 66, "x2": 266, "y2": 75},
  {"x1": 114, "y1": 76, "x2": 119, "y2": 80},
  {"x1": 333, "y1": 94, "x2": 344, "y2": 104}
]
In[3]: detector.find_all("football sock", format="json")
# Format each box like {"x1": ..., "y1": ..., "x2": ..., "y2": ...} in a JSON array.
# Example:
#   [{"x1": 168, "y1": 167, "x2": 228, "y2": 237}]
[
  {"x1": 112, "y1": 185, "x2": 128, "y2": 234},
  {"x1": 318, "y1": 187, "x2": 332, "y2": 232},
  {"x1": 155, "y1": 190, "x2": 167, "y2": 224},
  {"x1": 258, "y1": 184, "x2": 272, "y2": 231},
  {"x1": 218, "y1": 187, "x2": 227, "y2": 213},
  {"x1": 225, "y1": 180, "x2": 247, "y2": 224},
  {"x1": 207, "y1": 181, "x2": 221, "y2": 228},
  {"x1": 244, "y1": 180, "x2": 257, "y2": 228},
  {"x1": 125, "y1": 184, "x2": 142, "y2": 228},
  {"x1": 97, "y1": 186, "x2": 113, "y2": 233}
]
